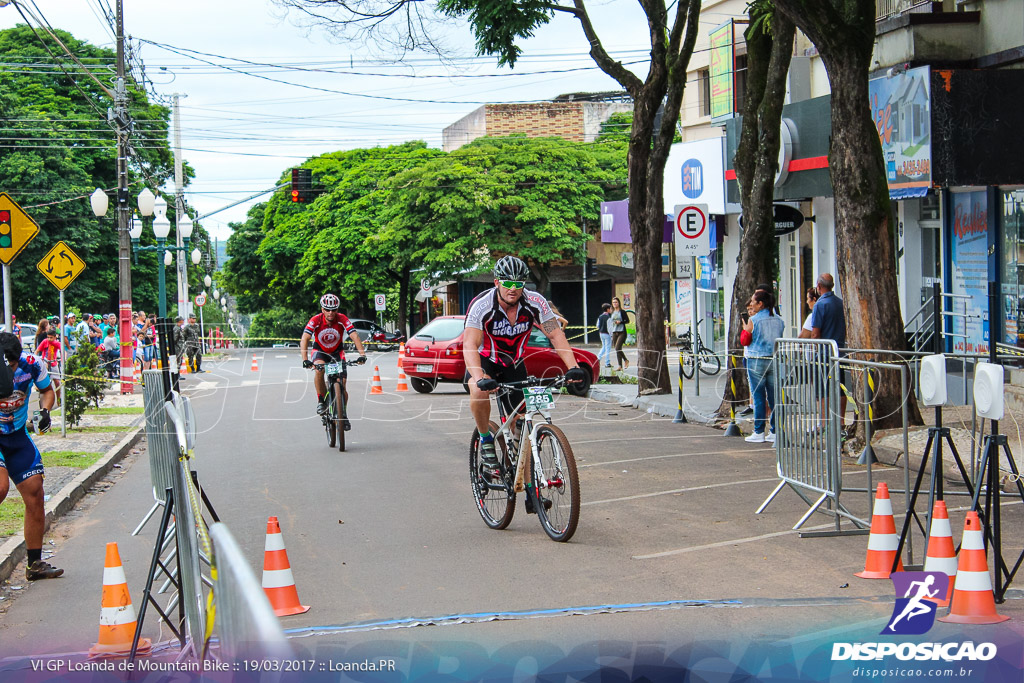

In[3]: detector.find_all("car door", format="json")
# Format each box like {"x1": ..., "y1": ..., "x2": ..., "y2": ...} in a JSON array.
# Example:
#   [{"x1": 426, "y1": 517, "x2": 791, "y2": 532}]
[{"x1": 522, "y1": 328, "x2": 565, "y2": 379}]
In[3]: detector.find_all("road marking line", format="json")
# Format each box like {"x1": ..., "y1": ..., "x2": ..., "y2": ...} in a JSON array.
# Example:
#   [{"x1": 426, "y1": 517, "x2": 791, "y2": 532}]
[
  {"x1": 580, "y1": 449, "x2": 761, "y2": 467},
  {"x1": 583, "y1": 477, "x2": 780, "y2": 506},
  {"x1": 633, "y1": 525, "x2": 835, "y2": 559}
]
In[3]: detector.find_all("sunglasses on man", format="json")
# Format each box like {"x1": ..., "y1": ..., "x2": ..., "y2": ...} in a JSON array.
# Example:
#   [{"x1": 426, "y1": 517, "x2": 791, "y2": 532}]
[{"x1": 498, "y1": 280, "x2": 525, "y2": 290}]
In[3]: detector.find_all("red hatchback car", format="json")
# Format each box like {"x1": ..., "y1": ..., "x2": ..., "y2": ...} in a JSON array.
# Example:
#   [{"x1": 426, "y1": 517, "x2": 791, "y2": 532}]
[{"x1": 401, "y1": 315, "x2": 598, "y2": 397}]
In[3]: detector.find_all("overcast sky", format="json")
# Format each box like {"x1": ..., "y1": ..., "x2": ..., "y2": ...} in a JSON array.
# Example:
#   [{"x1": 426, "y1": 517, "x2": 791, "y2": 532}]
[{"x1": 0, "y1": 1, "x2": 731, "y2": 242}]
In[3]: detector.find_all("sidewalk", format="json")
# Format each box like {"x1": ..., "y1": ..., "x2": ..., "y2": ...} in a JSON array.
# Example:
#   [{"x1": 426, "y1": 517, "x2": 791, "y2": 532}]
[{"x1": 588, "y1": 376, "x2": 731, "y2": 424}]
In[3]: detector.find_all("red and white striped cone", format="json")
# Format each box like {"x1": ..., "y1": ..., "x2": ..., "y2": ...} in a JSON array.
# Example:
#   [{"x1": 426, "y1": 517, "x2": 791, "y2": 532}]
[
  {"x1": 251, "y1": 354, "x2": 259, "y2": 372},
  {"x1": 939, "y1": 511, "x2": 1009, "y2": 624},
  {"x1": 90, "y1": 542, "x2": 151, "y2": 657},
  {"x1": 855, "y1": 482, "x2": 904, "y2": 579},
  {"x1": 922, "y1": 500, "x2": 957, "y2": 606},
  {"x1": 261, "y1": 516, "x2": 310, "y2": 616}
]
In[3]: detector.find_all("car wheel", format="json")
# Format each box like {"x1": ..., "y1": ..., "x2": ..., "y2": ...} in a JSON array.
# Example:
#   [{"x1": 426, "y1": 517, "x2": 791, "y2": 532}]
[
  {"x1": 566, "y1": 366, "x2": 592, "y2": 397},
  {"x1": 409, "y1": 376, "x2": 435, "y2": 394}
]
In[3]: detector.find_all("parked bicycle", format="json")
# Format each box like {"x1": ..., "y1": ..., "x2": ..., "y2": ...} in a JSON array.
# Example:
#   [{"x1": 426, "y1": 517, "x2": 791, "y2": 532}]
[
  {"x1": 677, "y1": 327, "x2": 721, "y2": 379},
  {"x1": 311, "y1": 357, "x2": 364, "y2": 451},
  {"x1": 469, "y1": 375, "x2": 580, "y2": 542}
]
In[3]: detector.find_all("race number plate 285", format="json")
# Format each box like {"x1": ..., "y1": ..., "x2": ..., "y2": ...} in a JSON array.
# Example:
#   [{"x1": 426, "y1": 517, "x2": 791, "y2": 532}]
[{"x1": 524, "y1": 386, "x2": 554, "y2": 413}]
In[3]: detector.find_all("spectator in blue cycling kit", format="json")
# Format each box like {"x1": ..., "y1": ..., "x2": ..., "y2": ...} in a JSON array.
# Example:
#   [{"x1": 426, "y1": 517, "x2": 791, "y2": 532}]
[
  {"x1": 0, "y1": 332, "x2": 62, "y2": 580},
  {"x1": 464, "y1": 256, "x2": 588, "y2": 487},
  {"x1": 300, "y1": 293, "x2": 367, "y2": 429}
]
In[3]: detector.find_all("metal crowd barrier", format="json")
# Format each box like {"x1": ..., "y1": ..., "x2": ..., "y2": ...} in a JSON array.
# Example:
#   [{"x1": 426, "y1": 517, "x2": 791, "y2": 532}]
[
  {"x1": 209, "y1": 523, "x2": 292, "y2": 660},
  {"x1": 134, "y1": 371, "x2": 182, "y2": 536},
  {"x1": 757, "y1": 338, "x2": 869, "y2": 536}
]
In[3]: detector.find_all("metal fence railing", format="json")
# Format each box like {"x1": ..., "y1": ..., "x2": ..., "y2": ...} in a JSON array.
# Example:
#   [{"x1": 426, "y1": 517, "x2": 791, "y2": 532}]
[{"x1": 757, "y1": 338, "x2": 869, "y2": 536}]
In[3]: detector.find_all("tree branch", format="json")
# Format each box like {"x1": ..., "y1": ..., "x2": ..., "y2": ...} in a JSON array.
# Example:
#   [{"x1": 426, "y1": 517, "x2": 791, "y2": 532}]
[{"x1": 571, "y1": 0, "x2": 643, "y2": 95}]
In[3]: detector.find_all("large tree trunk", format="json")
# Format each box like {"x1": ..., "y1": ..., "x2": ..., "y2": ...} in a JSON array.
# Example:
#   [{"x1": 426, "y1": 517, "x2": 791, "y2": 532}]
[
  {"x1": 718, "y1": 13, "x2": 796, "y2": 418},
  {"x1": 774, "y1": 0, "x2": 922, "y2": 431}
]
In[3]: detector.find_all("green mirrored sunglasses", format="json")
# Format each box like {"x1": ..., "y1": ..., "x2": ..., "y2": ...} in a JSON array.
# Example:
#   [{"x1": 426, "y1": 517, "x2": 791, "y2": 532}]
[{"x1": 499, "y1": 280, "x2": 525, "y2": 290}]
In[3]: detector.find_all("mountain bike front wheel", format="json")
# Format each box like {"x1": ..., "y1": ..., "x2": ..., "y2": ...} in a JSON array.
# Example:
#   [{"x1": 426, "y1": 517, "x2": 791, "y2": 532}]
[
  {"x1": 469, "y1": 421, "x2": 515, "y2": 530},
  {"x1": 324, "y1": 395, "x2": 337, "y2": 448},
  {"x1": 333, "y1": 381, "x2": 346, "y2": 452},
  {"x1": 532, "y1": 424, "x2": 580, "y2": 542},
  {"x1": 681, "y1": 353, "x2": 696, "y2": 380}
]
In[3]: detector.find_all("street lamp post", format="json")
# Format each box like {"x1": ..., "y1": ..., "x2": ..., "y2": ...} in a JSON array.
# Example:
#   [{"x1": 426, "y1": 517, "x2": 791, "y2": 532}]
[
  {"x1": 130, "y1": 196, "x2": 197, "y2": 318},
  {"x1": 92, "y1": 186, "x2": 154, "y2": 394}
]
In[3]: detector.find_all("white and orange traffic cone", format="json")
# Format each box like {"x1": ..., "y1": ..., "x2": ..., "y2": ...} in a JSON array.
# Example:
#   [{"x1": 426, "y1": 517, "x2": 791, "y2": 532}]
[
  {"x1": 855, "y1": 482, "x2": 904, "y2": 579},
  {"x1": 90, "y1": 542, "x2": 151, "y2": 657},
  {"x1": 251, "y1": 354, "x2": 259, "y2": 372},
  {"x1": 939, "y1": 511, "x2": 1009, "y2": 624},
  {"x1": 370, "y1": 366, "x2": 384, "y2": 395},
  {"x1": 396, "y1": 370, "x2": 409, "y2": 392},
  {"x1": 922, "y1": 500, "x2": 957, "y2": 606},
  {"x1": 179, "y1": 357, "x2": 188, "y2": 375},
  {"x1": 261, "y1": 516, "x2": 310, "y2": 617},
  {"x1": 397, "y1": 342, "x2": 405, "y2": 369}
]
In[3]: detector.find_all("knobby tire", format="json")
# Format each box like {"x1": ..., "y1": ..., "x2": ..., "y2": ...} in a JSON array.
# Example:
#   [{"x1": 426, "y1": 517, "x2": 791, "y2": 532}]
[
  {"x1": 532, "y1": 424, "x2": 580, "y2": 542},
  {"x1": 699, "y1": 350, "x2": 721, "y2": 376},
  {"x1": 334, "y1": 381, "x2": 346, "y2": 452},
  {"x1": 469, "y1": 421, "x2": 515, "y2": 530}
]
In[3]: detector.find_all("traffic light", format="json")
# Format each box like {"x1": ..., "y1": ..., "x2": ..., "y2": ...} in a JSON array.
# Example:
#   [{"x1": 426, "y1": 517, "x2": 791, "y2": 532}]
[
  {"x1": 0, "y1": 211, "x2": 10, "y2": 249},
  {"x1": 291, "y1": 168, "x2": 313, "y2": 203},
  {"x1": 586, "y1": 257, "x2": 597, "y2": 278}
]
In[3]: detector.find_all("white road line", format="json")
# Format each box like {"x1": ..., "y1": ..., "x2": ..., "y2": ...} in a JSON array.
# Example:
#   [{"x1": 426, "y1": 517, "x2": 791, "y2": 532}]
[
  {"x1": 580, "y1": 448, "x2": 765, "y2": 467},
  {"x1": 634, "y1": 496, "x2": 1023, "y2": 561},
  {"x1": 573, "y1": 434, "x2": 714, "y2": 446},
  {"x1": 583, "y1": 477, "x2": 781, "y2": 506}
]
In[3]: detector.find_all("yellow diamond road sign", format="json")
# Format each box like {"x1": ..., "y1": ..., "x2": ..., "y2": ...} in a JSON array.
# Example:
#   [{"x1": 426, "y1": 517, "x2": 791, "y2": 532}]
[
  {"x1": 37, "y1": 241, "x2": 86, "y2": 291},
  {"x1": 0, "y1": 192, "x2": 40, "y2": 265}
]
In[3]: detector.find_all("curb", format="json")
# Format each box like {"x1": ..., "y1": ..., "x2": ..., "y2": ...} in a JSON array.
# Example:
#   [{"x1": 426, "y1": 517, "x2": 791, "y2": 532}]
[
  {"x1": 0, "y1": 426, "x2": 145, "y2": 585},
  {"x1": 588, "y1": 386, "x2": 718, "y2": 424}
]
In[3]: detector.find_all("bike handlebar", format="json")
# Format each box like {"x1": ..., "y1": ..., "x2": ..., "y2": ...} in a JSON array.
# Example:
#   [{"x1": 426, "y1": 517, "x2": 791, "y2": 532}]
[{"x1": 493, "y1": 375, "x2": 566, "y2": 390}]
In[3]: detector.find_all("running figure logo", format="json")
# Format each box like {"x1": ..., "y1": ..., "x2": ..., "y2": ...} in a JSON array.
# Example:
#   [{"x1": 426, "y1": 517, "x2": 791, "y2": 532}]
[{"x1": 882, "y1": 571, "x2": 948, "y2": 635}]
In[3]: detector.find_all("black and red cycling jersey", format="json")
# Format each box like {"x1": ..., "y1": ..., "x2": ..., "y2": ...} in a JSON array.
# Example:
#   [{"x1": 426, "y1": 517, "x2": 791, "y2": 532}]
[
  {"x1": 464, "y1": 287, "x2": 555, "y2": 367},
  {"x1": 303, "y1": 313, "x2": 356, "y2": 356}
]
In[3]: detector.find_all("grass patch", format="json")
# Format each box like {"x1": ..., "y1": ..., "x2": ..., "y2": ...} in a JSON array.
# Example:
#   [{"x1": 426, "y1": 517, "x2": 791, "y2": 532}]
[
  {"x1": 0, "y1": 503, "x2": 24, "y2": 537},
  {"x1": 42, "y1": 451, "x2": 103, "y2": 469},
  {"x1": 597, "y1": 373, "x2": 638, "y2": 385},
  {"x1": 66, "y1": 425, "x2": 131, "y2": 434},
  {"x1": 86, "y1": 406, "x2": 144, "y2": 415}
]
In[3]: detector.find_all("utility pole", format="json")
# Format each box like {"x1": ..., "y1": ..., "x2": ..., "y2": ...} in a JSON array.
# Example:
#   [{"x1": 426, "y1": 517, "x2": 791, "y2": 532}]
[
  {"x1": 172, "y1": 93, "x2": 188, "y2": 319},
  {"x1": 115, "y1": 0, "x2": 134, "y2": 394}
]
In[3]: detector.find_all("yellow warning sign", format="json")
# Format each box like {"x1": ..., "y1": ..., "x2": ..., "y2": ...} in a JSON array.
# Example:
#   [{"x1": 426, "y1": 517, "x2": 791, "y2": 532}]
[
  {"x1": 0, "y1": 193, "x2": 40, "y2": 265},
  {"x1": 37, "y1": 241, "x2": 86, "y2": 291}
]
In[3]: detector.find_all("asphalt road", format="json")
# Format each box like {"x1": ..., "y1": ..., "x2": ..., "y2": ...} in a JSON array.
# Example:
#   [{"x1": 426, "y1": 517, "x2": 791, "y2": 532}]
[{"x1": 1, "y1": 348, "x2": 1022, "y2": 673}]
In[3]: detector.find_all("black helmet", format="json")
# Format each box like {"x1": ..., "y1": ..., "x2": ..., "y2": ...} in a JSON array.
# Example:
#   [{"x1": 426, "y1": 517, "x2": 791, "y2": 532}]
[{"x1": 493, "y1": 256, "x2": 529, "y2": 282}]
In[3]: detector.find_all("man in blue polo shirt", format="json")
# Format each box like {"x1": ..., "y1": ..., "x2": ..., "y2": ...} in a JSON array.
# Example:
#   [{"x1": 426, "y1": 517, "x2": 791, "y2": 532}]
[
  {"x1": 810, "y1": 273, "x2": 848, "y2": 433},
  {"x1": 0, "y1": 332, "x2": 62, "y2": 580}
]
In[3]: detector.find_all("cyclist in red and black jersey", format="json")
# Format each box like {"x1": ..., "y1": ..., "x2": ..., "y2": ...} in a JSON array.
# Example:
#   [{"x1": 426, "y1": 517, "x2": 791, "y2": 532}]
[
  {"x1": 465, "y1": 256, "x2": 587, "y2": 476},
  {"x1": 300, "y1": 293, "x2": 367, "y2": 419}
]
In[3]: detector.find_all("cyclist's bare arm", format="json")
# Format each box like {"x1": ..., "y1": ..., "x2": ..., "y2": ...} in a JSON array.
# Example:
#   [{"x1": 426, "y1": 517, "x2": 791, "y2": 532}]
[
  {"x1": 300, "y1": 332, "x2": 313, "y2": 362},
  {"x1": 347, "y1": 330, "x2": 367, "y2": 357},
  {"x1": 539, "y1": 318, "x2": 580, "y2": 372},
  {"x1": 463, "y1": 326, "x2": 489, "y2": 385}
]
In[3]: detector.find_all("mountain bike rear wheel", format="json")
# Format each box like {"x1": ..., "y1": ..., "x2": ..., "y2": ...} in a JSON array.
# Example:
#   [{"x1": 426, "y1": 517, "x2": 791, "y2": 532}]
[
  {"x1": 532, "y1": 424, "x2": 580, "y2": 542},
  {"x1": 469, "y1": 421, "x2": 515, "y2": 530}
]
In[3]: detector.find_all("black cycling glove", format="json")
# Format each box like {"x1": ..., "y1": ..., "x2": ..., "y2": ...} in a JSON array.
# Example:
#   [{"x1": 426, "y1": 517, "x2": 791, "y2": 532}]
[
  {"x1": 353, "y1": 355, "x2": 367, "y2": 366},
  {"x1": 36, "y1": 408, "x2": 51, "y2": 434},
  {"x1": 565, "y1": 367, "x2": 588, "y2": 384},
  {"x1": 302, "y1": 359, "x2": 314, "y2": 369},
  {"x1": 476, "y1": 378, "x2": 498, "y2": 391}
]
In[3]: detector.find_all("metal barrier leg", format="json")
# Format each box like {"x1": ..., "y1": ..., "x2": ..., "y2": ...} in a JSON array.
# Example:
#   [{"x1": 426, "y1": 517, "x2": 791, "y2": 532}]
[
  {"x1": 793, "y1": 493, "x2": 829, "y2": 530},
  {"x1": 756, "y1": 480, "x2": 787, "y2": 514},
  {"x1": 131, "y1": 501, "x2": 162, "y2": 536}
]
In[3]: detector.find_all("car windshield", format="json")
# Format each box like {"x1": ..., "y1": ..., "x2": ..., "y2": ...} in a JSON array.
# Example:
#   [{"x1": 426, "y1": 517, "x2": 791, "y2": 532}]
[{"x1": 413, "y1": 318, "x2": 464, "y2": 342}]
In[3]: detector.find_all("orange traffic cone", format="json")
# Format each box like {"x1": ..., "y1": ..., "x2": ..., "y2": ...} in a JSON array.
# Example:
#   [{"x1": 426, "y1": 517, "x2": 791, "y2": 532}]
[
  {"x1": 179, "y1": 357, "x2": 188, "y2": 375},
  {"x1": 90, "y1": 542, "x2": 151, "y2": 657},
  {"x1": 251, "y1": 354, "x2": 259, "y2": 372},
  {"x1": 397, "y1": 342, "x2": 405, "y2": 369},
  {"x1": 855, "y1": 482, "x2": 904, "y2": 579},
  {"x1": 370, "y1": 366, "x2": 384, "y2": 395},
  {"x1": 922, "y1": 500, "x2": 957, "y2": 606},
  {"x1": 939, "y1": 511, "x2": 1009, "y2": 624},
  {"x1": 261, "y1": 516, "x2": 310, "y2": 617},
  {"x1": 396, "y1": 370, "x2": 409, "y2": 392}
]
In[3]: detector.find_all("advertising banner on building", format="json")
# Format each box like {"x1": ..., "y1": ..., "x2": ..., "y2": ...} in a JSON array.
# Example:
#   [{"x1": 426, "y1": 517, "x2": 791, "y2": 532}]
[
  {"x1": 709, "y1": 21, "x2": 735, "y2": 122},
  {"x1": 949, "y1": 191, "x2": 990, "y2": 354},
  {"x1": 664, "y1": 138, "x2": 734, "y2": 216},
  {"x1": 869, "y1": 66, "x2": 932, "y2": 199}
]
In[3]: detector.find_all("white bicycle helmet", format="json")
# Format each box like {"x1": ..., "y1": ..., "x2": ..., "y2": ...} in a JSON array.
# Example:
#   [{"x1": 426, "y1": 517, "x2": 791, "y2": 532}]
[
  {"x1": 493, "y1": 255, "x2": 530, "y2": 282},
  {"x1": 319, "y1": 293, "x2": 340, "y2": 310}
]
